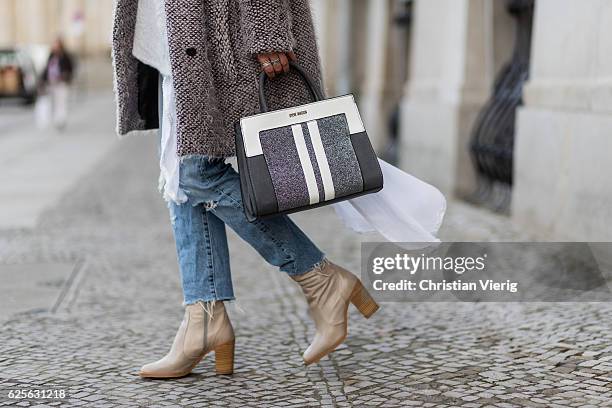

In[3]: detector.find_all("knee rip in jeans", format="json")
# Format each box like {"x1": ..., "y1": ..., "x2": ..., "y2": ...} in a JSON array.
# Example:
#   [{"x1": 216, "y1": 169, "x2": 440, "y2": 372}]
[{"x1": 204, "y1": 200, "x2": 218, "y2": 210}]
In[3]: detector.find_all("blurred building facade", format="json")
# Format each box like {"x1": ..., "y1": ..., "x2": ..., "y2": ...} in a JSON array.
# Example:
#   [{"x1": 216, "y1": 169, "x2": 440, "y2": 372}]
[
  {"x1": 0, "y1": 0, "x2": 112, "y2": 55},
  {"x1": 0, "y1": 0, "x2": 114, "y2": 89},
  {"x1": 313, "y1": 0, "x2": 612, "y2": 240}
]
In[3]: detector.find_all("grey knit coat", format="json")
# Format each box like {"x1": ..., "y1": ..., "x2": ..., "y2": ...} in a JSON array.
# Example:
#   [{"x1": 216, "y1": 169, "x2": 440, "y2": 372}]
[{"x1": 112, "y1": 0, "x2": 324, "y2": 158}]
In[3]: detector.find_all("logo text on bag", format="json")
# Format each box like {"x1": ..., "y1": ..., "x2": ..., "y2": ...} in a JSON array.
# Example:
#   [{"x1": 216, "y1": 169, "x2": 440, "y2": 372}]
[{"x1": 289, "y1": 110, "x2": 308, "y2": 118}]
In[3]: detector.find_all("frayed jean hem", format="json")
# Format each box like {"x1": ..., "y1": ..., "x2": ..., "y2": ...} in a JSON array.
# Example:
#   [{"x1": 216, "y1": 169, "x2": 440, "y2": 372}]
[
  {"x1": 282, "y1": 255, "x2": 327, "y2": 277},
  {"x1": 183, "y1": 296, "x2": 235, "y2": 306}
]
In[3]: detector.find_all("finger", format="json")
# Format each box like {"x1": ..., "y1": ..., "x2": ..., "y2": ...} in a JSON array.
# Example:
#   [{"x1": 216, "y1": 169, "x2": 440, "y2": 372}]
[
  {"x1": 264, "y1": 63, "x2": 275, "y2": 78},
  {"x1": 287, "y1": 51, "x2": 297, "y2": 62},
  {"x1": 279, "y1": 53, "x2": 289, "y2": 73},
  {"x1": 257, "y1": 53, "x2": 273, "y2": 65},
  {"x1": 258, "y1": 54, "x2": 275, "y2": 78},
  {"x1": 270, "y1": 53, "x2": 283, "y2": 74}
]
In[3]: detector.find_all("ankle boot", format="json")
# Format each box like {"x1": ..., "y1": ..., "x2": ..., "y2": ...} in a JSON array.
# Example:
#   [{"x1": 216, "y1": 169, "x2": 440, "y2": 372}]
[
  {"x1": 139, "y1": 301, "x2": 235, "y2": 378},
  {"x1": 292, "y1": 260, "x2": 379, "y2": 365}
]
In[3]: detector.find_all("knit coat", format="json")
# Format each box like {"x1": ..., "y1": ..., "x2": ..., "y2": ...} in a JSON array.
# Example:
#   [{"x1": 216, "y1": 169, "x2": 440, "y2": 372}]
[{"x1": 112, "y1": 0, "x2": 325, "y2": 158}]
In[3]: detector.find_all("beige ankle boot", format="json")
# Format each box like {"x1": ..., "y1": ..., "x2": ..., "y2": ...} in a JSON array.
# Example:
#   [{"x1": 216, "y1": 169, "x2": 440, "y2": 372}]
[
  {"x1": 139, "y1": 301, "x2": 235, "y2": 378},
  {"x1": 292, "y1": 260, "x2": 379, "y2": 365}
]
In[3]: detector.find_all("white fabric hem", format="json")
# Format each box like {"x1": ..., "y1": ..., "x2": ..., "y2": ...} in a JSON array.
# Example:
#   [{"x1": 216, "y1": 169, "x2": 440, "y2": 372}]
[
  {"x1": 159, "y1": 75, "x2": 187, "y2": 204},
  {"x1": 333, "y1": 159, "x2": 447, "y2": 247}
]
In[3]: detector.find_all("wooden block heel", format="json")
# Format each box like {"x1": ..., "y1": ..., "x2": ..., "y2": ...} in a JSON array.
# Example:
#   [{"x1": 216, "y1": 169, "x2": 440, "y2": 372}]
[
  {"x1": 350, "y1": 281, "x2": 379, "y2": 318},
  {"x1": 214, "y1": 341, "x2": 235, "y2": 375}
]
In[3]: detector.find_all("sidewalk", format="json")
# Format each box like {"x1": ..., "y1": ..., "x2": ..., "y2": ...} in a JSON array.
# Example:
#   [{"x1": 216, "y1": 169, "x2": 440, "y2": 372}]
[
  {"x1": 0, "y1": 91, "x2": 117, "y2": 228},
  {"x1": 0, "y1": 105, "x2": 611, "y2": 407}
]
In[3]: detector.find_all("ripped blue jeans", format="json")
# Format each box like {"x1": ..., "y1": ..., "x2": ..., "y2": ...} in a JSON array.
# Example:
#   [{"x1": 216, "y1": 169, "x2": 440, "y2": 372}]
[
  {"x1": 158, "y1": 78, "x2": 324, "y2": 304},
  {"x1": 167, "y1": 157, "x2": 325, "y2": 304}
]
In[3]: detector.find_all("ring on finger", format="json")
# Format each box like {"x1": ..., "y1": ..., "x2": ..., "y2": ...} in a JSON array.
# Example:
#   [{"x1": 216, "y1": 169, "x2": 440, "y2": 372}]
[
  {"x1": 271, "y1": 58, "x2": 281, "y2": 65},
  {"x1": 261, "y1": 61, "x2": 272, "y2": 68}
]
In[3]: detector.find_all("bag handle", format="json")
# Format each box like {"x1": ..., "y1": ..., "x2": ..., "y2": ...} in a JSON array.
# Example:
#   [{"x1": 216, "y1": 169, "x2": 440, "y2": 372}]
[{"x1": 258, "y1": 61, "x2": 324, "y2": 113}]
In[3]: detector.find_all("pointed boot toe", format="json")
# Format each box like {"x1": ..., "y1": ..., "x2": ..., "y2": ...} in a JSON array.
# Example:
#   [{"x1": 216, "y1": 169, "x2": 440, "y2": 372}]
[
  {"x1": 139, "y1": 361, "x2": 160, "y2": 377},
  {"x1": 302, "y1": 333, "x2": 345, "y2": 365}
]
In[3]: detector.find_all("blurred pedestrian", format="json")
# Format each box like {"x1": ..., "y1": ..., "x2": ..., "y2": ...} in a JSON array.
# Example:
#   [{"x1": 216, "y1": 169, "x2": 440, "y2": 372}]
[
  {"x1": 41, "y1": 37, "x2": 74, "y2": 130},
  {"x1": 112, "y1": 0, "x2": 379, "y2": 378}
]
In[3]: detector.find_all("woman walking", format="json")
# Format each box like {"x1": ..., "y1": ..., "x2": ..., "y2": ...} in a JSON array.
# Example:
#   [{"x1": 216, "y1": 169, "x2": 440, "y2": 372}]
[
  {"x1": 41, "y1": 37, "x2": 74, "y2": 130},
  {"x1": 112, "y1": 0, "x2": 379, "y2": 377}
]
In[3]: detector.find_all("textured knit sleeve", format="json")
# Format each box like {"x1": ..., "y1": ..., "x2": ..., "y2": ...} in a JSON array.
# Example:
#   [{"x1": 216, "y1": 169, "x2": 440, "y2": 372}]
[{"x1": 239, "y1": 0, "x2": 295, "y2": 55}]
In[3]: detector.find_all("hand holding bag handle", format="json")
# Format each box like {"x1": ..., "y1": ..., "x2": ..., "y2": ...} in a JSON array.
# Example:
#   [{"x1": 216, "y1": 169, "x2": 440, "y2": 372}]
[{"x1": 258, "y1": 61, "x2": 325, "y2": 113}]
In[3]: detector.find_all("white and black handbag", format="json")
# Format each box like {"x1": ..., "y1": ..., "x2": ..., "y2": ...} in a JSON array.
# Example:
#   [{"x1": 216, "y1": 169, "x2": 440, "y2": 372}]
[{"x1": 235, "y1": 62, "x2": 383, "y2": 222}]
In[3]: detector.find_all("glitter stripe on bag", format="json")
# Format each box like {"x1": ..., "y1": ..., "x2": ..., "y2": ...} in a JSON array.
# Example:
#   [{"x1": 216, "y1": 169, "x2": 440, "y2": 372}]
[
  {"x1": 292, "y1": 124, "x2": 320, "y2": 205},
  {"x1": 307, "y1": 120, "x2": 335, "y2": 201}
]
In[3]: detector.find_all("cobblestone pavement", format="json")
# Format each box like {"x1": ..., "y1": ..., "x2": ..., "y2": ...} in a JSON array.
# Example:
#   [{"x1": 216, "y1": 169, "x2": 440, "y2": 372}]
[{"x1": 1, "y1": 109, "x2": 612, "y2": 407}]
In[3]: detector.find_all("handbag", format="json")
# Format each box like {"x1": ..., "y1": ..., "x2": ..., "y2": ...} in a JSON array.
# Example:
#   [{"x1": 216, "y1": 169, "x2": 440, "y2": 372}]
[{"x1": 234, "y1": 62, "x2": 383, "y2": 222}]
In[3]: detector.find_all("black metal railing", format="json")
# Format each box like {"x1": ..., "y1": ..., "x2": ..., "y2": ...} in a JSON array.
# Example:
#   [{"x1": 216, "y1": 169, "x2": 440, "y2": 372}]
[
  {"x1": 381, "y1": 0, "x2": 413, "y2": 165},
  {"x1": 468, "y1": 0, "x2": 534, "y2": 213}
]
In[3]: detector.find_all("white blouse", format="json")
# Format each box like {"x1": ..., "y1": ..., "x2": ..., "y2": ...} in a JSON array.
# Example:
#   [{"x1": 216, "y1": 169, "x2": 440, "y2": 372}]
[
  {"x1": 133, "y1": 0, "x2": 185, "y2": 203},
  {"x1": 132, "y1": 0, "x2": 171, "y2": 76}
]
